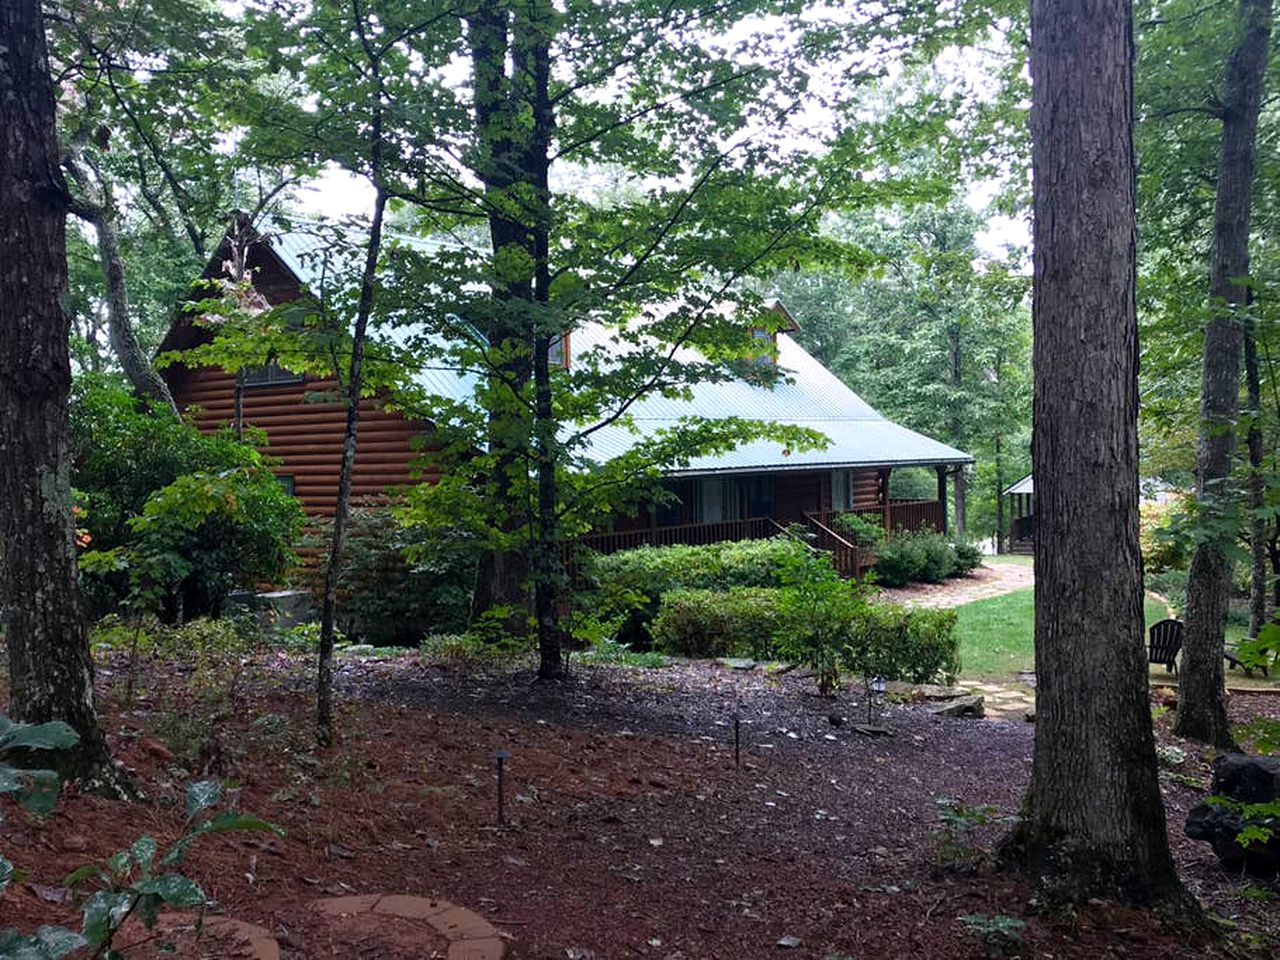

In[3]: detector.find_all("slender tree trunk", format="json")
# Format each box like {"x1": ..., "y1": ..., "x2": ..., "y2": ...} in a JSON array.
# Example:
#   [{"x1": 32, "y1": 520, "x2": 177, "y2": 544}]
[
  {"x1": 63, "y1": 157, "x2": 178, "y2": 416},
  {"x1": 1175, "y1": 0, "x2": 1271, "y2": 748},
  {"x1": 1245, "y1": 316, "x2": 1267, "y2": 637},
  {"x1": 316, "y1": 25, "x2": 389, "y2": 746},
  {"x1": 1002, "y1": 0, "x2": 1191, "y2": 910},
  {"x1": 995, "y1": 434, "x2": 1005, "y2": 554},
  {"x1": 0, "y1": 0, "x2": 115, "y2": 783}
]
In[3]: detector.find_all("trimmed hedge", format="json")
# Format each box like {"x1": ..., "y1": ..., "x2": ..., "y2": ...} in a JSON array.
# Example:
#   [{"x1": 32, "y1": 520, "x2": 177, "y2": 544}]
[
  {"x1": 650, "y1": 587, "x2": 784, "y2": 659},
  {"x1": 584, "y1": 537, "x2": 823, "y2": 646},
  {"x1": 649, "y1": 586, "x2": 960, "y2": 685}
]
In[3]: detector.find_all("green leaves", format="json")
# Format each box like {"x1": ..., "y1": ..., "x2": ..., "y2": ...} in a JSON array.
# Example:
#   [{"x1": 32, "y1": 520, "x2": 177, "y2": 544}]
[
  {"x1": 0, "y1": 721, "x2": 78, "y2": 754},
  {"x1": 0, "y1": 926, "x2": 89, "y2": 960},
  {"x1": 0, "y1": 714, "x2": 79, "y2": 821},
  {"x1": 185, "y1": 780, "x2": 222, "y2": 820}
]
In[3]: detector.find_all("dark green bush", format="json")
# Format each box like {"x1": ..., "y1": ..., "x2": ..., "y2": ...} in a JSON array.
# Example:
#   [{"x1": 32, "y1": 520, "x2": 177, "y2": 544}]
[
  {"x1": 871, "y1": 533, "x2": 930, "y2": 587},
  {"x1": 916, "y1": 533, "x2": 957, "y2": 582},
  {"x1": 302, "y1": 507, "x2": 477, "y2": 646},
  {"x1": 649, "y1": 587, "x2": 784, "y2": 659},
  {"x1": 872, "y1": 532, "x2": 979, "y2": 586},
  {"x1": 584, "y1": 537, "x2": 819, "y2": 646},
  {"x1": 952, "y1": 539, "x2": 983, "y2": 575}
]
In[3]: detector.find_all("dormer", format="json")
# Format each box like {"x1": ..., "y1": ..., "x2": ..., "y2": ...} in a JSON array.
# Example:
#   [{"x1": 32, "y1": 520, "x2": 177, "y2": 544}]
[{"x1": 747, "y1": 299, "x2": 801, "y2": 363}]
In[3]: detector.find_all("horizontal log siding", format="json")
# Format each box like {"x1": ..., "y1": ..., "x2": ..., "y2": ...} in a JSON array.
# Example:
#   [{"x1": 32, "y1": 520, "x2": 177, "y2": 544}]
[
  {"x1": 774, "y1": 471, "x2": 825, "y2": 521},
  {"x1": 851, "y1": 469, "x2": 881, "y2": 509},
  {"x1": 175, "y1": 367, "x2": 436, "y2": 516}
]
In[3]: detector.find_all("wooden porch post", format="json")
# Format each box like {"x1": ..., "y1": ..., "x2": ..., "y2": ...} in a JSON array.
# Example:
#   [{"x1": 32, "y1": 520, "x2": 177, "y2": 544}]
[
  {"x1": 879, "y1": 467, "x2": 892, "y2": 535},
  {"x1": 936, "y1": 465, "x2": 948, "y2": 534}
]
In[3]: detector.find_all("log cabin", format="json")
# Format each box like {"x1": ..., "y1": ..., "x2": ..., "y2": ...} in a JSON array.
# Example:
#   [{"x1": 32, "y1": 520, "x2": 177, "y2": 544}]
[{"x1": 158, "y1": 221, "x2": 972, "y2": 576}]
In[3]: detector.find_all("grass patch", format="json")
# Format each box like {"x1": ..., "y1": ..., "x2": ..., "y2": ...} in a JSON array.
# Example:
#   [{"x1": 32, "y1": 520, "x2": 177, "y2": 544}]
[{"x1": 954, "y1": 587, "x2": 1172, "y2": 678}]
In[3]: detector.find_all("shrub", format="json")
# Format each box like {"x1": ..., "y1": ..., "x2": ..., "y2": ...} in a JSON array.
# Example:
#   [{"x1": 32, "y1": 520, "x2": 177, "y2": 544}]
[
  {"x1": 847, "y1": 603, "x2": 961, "y2": 684},
  {"x1": 648, "y1": 584, "x2": 958, "y2": 687},
  {"x1": 871, "y1": 532, "x2": 930, "y2": 587},
  {"x1": 774, "y1": 547, "x2": 868, "y2": 694},
  {"x1": 72, "y1": 375, "x2": 300, "y2": 620},
  {"x1": 871, "y1": 531, "x2": 977, "y2": 586},
  {"x1": 584, "y1": 537, "x2": 817, "y2": 646},
  {"x1": 302, "y1": 507, "x2": 478, "y2": 646},
  {"x1": 833, "y1": 512, "x2": 886, "y2": 547},
  {"x1": 952, "y1": 538, "x2": 983, "y2": 575},
  {"x1": 650, "y1": 587, "x2": 785, "y2": 659}
]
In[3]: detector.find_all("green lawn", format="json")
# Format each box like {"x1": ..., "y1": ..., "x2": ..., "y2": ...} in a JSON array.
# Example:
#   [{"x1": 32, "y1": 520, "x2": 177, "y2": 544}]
[{"x1": 954, "y1": 587, "x2": 1172, "y2": 678}]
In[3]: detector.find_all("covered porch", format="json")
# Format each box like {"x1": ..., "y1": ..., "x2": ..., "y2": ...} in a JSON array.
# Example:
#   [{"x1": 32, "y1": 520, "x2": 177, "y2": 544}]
[
  {"x1": 1001, "y1": 473, "x2": 1034, "y2": 554},
  {"x1": 583, "y1": 464, "x2": 963, "y2": 578}
]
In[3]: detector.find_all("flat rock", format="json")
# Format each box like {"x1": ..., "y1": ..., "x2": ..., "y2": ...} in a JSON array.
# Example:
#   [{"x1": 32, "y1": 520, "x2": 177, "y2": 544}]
[
  {"x1": 718, "y1": 658, "x2": 756, "y2": 671},
  {"x1": 915, "y1": 684, "x2": 966, "y2": 701},
  {"x1": 927, "y1": 695, "x2": 985, "y2": 718}
]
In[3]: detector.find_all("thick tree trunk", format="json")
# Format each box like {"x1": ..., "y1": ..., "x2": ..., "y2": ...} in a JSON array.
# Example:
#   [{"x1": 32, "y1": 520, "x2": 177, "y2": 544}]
[
  {"x1": 1175, "y1": 0, "x2": 1271, "y2": 748},
  {"x1": 1245, "y1": 318, "x2": 1267, "y2": 638},
  {"x1": 0, "y1": 0, "x2": 114, "y2": 782},
  {"x1": 1003, "y1": 0, "x2": 1191, "y2": 909},
  {"x1": 466, "y1": 5, "x2": 536, "y2": 636},
  {"x1": 64, "y1": 157, "x2": 178, "y2": 416},
  {"x1": 525, "y1": 2, "x2": 565, "y2": 680}
]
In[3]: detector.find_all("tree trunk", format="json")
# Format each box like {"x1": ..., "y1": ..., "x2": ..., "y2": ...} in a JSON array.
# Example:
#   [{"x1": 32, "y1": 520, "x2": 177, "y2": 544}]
[
  {"x1": 1245, "y1": 315, "x2": 1267, "y2": 638},
  {"x1": 524, "y1": 1, "x2": 565, "y2": 680},
  {"x1": 1002, "y1": 0, "x2": 1191, "y2": 909},
  {"x1": 1175, "y1": 0, "x2": 1271, "y2": 749},
  {"x1": 995, "y1": 434, "x2": 1005, "y2": 554},
  {"x1": 0, "y1": 0, "x2": 115, "y2": 783},
  {"x1": 63, "y1": 157, "x2": 178, "y2": 416},
  {"x1": 316, "y1": 25, "x2": 389, "y2": 746},
  {"x1": 466, "y1": 4, "x2": 535, "y2": 636}
]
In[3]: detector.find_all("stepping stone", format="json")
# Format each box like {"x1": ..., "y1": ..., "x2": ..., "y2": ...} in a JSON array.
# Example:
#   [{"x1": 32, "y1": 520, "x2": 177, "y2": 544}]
[
  {"x1": 928, "y1": 694, "x2": 985, "y2": 718},
  {"x1": 312, "y1": 894, "x2": 509, "y2": 960}
]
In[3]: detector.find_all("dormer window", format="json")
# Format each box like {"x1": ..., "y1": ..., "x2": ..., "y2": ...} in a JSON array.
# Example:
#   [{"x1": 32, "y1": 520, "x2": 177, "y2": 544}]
[{"x1": 748, "y1": 325, "x2": 777, "y2": 363}]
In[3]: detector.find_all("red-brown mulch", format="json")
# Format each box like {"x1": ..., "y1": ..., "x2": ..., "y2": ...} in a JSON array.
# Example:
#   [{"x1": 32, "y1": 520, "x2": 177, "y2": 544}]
[{"x1": 2, "y1": 653, "x2": 1277, "y2": 959}]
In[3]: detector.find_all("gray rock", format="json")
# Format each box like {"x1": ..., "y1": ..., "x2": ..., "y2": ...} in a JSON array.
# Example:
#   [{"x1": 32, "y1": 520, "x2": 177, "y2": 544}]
[
  {"x1": 927, "y1": 694, "x2": 985, "y2": 718},
  {"x1": 1185, "y1": 754, "x2": 1280, "y2": 879},
  {"x1": 915, "y1": 683, "x2": 966, "y2": 701},
  {"x1": 718, "y1": 658, "x2": 756, "y2": 671}
]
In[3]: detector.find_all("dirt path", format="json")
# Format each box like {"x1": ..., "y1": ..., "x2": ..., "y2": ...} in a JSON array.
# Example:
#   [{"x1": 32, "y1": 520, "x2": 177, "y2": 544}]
[{"x1": 876, "y1": 559, "x2": 1034, "y2": 609}]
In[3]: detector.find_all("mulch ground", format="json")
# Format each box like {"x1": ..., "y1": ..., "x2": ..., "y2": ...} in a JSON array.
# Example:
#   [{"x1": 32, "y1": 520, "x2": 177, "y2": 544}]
[{"x1": 2, "y1": 652, "x2": 1277, "y2": 959}]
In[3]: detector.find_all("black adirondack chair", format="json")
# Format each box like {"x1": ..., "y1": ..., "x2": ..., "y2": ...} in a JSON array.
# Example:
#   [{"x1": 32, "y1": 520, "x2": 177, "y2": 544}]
[{"x1": 1148, "y1": 619, "x2": 1183, "y2": 674}]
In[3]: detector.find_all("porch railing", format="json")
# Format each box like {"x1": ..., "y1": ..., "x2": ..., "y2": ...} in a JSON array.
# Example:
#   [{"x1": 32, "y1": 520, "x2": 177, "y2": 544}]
[
  {"x1": 579, "y1": 515, "x2": 774, "y2": 556},
  {"x1": 801, "y1": 512, "x2": 865, "y2": 579},
  {"x1": 841, "y1": 498, "x2": 946, "y2": 535}
]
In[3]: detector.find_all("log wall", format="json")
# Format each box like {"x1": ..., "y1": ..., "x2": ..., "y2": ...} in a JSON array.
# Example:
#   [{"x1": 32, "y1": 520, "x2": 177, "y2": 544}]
[{"x1": 174, "y1": 368, "x2": 436, "y2": 516}]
